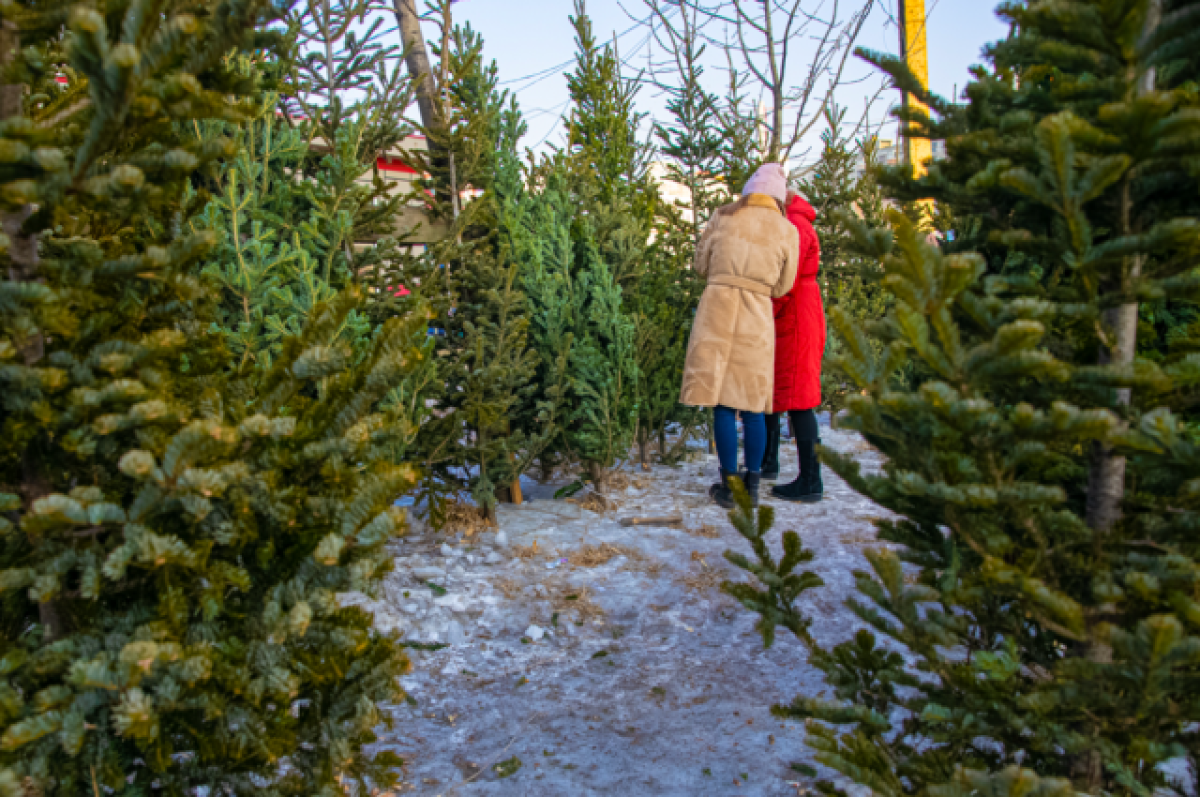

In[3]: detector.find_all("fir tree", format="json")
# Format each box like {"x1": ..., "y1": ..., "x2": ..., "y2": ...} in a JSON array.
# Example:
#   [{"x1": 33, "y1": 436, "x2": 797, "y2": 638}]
[
  {"x1": 522, "y1": 152, "x2": 640, "y2": 492},
  {"x1": 567, "y1": 212, "x2": 640, "y2": 490},
  {"x1": 724, "y1": 2, "x2": 1200, "y2": 796},
  {"x1": 193, "y1": 77, "x2": 377, "y2": 370},
  {"x1": 288, "y1": 0, "x2": 410, "y2": 149},
  {"x1": 428, "y1": 20, "x2": 558, "y2": 521},
  {"x1": 0, "y1": 0, "x2": 428, "y2": 792},
  {"x1": 713, "y1": 55, "x2": 765, "y2": 195},
  {"x1": 471, "y1": 100, "x2": 564, "y2": 507},
  {"x1": 196, "y1": 0, "x2": 418, "y2": 368},
  {"x1": 383, "y1": 10, "x2": 557, "y2": 522},
  {"x1": 647, "y1": 0, "x2": 728, "y2": 244},
  {"x1": 630, "y1": 213, "x2": 705, "y2": 468},
  {"x1": 564, "y1": 0, "x2": 651, "y2": 217},
  {"x1": 628, "y1": 1, "x2": 716, "y2": 467},
  {"x1": 519, "y1": 159, "x2": 579, "y2": 480},
  {"x1": 542, "y1": 1, "x2": 647, "y2": 492},
  {"x1": 284, "y1": 0, "x2": 417, "y2": 325}
]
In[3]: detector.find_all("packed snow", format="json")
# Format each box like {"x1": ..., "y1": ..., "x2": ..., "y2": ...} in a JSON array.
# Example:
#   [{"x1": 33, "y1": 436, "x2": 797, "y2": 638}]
[{"x1": 348, "y1": 417, "x2": 893, "y2": 795}]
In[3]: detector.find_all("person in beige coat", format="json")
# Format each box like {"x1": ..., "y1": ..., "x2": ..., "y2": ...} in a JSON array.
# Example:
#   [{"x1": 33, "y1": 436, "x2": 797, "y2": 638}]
[{"x1": 680, "y1": 163, "x2": 799, "y2": 508}]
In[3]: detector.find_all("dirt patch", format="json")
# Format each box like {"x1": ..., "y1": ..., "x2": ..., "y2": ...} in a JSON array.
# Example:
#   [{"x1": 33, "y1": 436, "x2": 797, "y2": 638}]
[
  {"x1": 551, "y1": 585, "x2": 605, "y2": 622},
  {"x1": 440, "y1": 500, "x2": 495, "y2": 537},
  {"x1": 510, "y1": 541, "x2": 546, "y2": 560},
  {"x1": 566, "y1": 543, "x2": 665, "y2": 577},
  {"x1": 633, "y1": 558, "x2": 666, "y2": 577},
  {"x1": 572, "y1": 491, "x2": 616, "y2": 513},
  {"x1": 606, "y1": 471, "x2": 634, "y2": 493},
  {"x1": 492, "y1": 577, "x2": 524, "y2": 601},
  {"x1": 566, "y1": 543, "x2": 638, "y2": 568},
  {"x1": 677, "y1": 551, "x2": 730, "y2": 593},
  {"x1": 679, "y1": 568, "x2": 725, "y2": 593},
  {"x1": 683, "y1": 523, "x2": 721, "y2": 539},
  {"x1": 568, "y1": 543, "x2": 627, "y2": 567},
  {"x1": 565, "y1": 471, "x2": 653, "y2": 514}
]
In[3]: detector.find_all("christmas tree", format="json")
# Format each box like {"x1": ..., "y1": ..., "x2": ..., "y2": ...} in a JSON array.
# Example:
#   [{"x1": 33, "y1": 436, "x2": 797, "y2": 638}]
[
  {"x1": 563, "y1": 0, "x2": 652, "y2": 221},
  {"x1": 519, "y1": 151, "x2": 640, "y2": 493},
  {"x1": 630, "y1": 212, "x2": 705, "y2": 468},
  {"x1": 546, "y1": 0, "x2": 647, "y2": 492},
  {"x1": 518, "y1": 157, "x2": 579, "y2": 480},
  {"x1": 422, "y1": 16, "x2": 557, "y2": 521},
  {"x1": 725, "y1": 0, "x2": 1200, "y2": 794},
  {"x1": 192, "y1": 75, "x2": 376, "y2": 370},
  {"x1": 646, "y1": 0, "x2": 728, "y2": 243},
  {"x1": 193, "y1": 0, "x2": 415, "y2": 370},
  {"x1": 713, "y1": 57, "x2": 765, "y2": 195},
  {"x1": 0, "y1": 0, "x2": 428, "y2": 791},
  {"x1": 563, "y1": 208, "x2": 641, "y2": 492}
]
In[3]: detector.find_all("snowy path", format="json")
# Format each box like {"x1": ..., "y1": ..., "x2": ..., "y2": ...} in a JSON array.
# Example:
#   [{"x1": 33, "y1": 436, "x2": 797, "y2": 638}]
[{"x1": 357, "y1": 422, "x2": 890, "y2": 795}]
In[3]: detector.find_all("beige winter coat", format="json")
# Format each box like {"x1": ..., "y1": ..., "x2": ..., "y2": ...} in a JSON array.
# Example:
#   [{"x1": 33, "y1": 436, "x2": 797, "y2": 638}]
[{"x1": 679, "y1": 194, "x2": 800, "y2": 413}]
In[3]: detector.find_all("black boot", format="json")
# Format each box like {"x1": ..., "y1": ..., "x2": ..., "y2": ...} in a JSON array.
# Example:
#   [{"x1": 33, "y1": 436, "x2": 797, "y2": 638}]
[
  {"x1": 710, "y1": 469, "x2": 761, "y2": 509},
  {"x1": 742, "y1": 470, "x2": 761, "y2": 507},
  {"x1": 761, "y1": 414, "x2": 781, "y2": 480},
  {"x1": 770, "y1": 439, "x2": 824, "y2": 503},
  {"x1": 801, "y1": 441, "x2": 823, "y2": 501},
  {"x1": 709, "y1": 468, "x2": 736, "y2": 509}
]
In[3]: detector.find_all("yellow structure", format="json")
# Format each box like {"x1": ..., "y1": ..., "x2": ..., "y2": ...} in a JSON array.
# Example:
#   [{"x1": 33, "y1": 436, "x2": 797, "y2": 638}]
[{"x1": 899, "y1": 0, "x2": 932, "y2": 178}]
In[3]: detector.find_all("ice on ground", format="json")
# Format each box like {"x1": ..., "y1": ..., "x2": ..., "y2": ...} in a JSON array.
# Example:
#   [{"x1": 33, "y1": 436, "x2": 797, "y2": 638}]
[{"x1": 358, "y1": 420, "x2": 892, "y2": 795}]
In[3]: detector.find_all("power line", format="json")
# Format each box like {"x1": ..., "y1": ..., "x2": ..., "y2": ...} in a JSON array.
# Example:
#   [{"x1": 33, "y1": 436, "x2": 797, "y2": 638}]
[
  {"x1": 529, "y1": 99, "x2": 573, "y2": 150},
  {"x1": 519, "y1": 27, "x2": 658, "y2": 153},
  {"x1": 498, "y1": 8, "x2": 660, "y2": 91},
  {"x1": 499, "y1": 57, "x2": 576, "y2": 87}
]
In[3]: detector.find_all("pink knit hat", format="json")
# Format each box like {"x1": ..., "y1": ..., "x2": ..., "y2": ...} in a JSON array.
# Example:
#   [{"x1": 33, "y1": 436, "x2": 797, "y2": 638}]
[{"x1": 741, "y1": 163, "x2": 788, "y2": 204}]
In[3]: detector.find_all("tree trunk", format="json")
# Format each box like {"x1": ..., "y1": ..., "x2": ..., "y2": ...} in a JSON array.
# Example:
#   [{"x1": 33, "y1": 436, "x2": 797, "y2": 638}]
[
  {"x1": 392, "y1": 0, "x2": 454, "y2": 215},
  {"x1": 1084, "y1": 0, "x2": 1160, "y2": 535},
  {"x1": 1078, "y1": 276, "x2": 1132, "y2": 792},
  {"x1": 587, "y1": 460, "x2": 608, "y2": 497},
  {"x1": 505, "y1": 450, "x2": 523, "y2": 506},
  {"x1": 393, "y1": 0, "x2": 439, "y2": 137},
  {"x1": 1084, "y1": 298, "x2": 1137, "y2": 534},
  {"x1": 1077, "y1": 4, "x2": 1160, "y2": 791}
]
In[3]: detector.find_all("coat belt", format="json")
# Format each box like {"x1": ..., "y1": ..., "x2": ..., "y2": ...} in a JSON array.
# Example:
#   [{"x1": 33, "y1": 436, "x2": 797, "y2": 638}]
[{"x1": 707, "y1": 275, "x2": 772, "y2": 297}]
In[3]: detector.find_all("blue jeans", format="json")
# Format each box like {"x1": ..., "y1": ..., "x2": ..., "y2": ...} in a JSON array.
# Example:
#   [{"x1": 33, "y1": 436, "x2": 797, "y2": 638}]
[{"x1": 713, "y1": 405, "x2": 766, "y2": 474}]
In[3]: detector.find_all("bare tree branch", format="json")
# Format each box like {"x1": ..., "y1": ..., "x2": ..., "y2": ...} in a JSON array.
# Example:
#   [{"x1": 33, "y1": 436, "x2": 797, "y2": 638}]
[
  {"x1": 783, "y1": 0, "x2": 872, "y2": 159},
  {"x1": 673, "y1": 0, "x2": 876, "y2": 163}
]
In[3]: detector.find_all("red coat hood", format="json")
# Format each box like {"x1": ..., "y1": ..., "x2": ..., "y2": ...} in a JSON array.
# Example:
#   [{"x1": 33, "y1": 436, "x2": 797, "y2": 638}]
[{"x1": 786, "y1": 194, "x2": 816, "y2": 225}]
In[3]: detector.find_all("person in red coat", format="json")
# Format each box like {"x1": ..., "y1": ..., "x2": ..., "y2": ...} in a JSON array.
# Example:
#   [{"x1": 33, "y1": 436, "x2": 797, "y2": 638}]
[{"x1": 761, "y1": 190, "x2": 826, "y2": 502}]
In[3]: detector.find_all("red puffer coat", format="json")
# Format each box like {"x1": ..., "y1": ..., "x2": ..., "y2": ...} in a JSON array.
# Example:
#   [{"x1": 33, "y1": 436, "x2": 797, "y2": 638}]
[{"x1": 771, "y1": 194, "x2": 825, "y2": 413}]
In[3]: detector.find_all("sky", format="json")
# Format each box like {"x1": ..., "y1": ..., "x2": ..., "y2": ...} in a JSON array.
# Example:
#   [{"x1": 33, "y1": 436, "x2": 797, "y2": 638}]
[{"x1": 443, "y1": 0, "x2": 1011, "y2": 164}]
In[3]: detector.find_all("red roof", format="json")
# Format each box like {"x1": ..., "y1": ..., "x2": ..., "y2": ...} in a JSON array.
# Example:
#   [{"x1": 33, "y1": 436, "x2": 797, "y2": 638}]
[{"x1": 378, "y1": 158, "x2": 419, "y2": 175}]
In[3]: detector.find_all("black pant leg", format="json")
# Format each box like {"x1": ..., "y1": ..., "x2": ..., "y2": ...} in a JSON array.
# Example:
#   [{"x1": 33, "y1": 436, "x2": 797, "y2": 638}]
[
  {"x1": 788, "y1": 408, "x2": 819, "y2": 441},
  {"x1": 762, "y1": 413, "x2": 782, "y2": 474}
]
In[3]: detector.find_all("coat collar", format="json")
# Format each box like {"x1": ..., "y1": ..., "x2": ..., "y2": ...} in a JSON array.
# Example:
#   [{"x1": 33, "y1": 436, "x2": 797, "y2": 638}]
[{"x1": 744, "y1": 193, "x2": 783, "y2": 213}]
